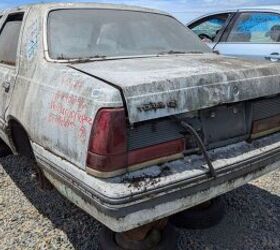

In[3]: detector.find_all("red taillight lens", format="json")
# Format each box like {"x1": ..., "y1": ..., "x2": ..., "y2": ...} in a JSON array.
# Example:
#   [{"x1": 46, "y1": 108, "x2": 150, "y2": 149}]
[
  {"x1": 87, "y1": 108, "x2": 128, "y2": 173},
  {"x1": 87, "y1": 108, "x2": 185, "y2": 177}
]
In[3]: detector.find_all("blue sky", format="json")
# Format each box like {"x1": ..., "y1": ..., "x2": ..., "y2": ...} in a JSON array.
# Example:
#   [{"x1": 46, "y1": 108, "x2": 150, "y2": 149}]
[{"x1": 1, "y1": 0, "x2": 280, "y2": 23}]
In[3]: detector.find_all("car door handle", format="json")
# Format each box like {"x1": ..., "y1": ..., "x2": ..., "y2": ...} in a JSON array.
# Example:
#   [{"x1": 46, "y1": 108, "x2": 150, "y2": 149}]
[
  {"x1": 265, "y1": 53, "x2": 280, "y2": 62},
  {"x1": 2, "y1": 81, "x2": 10, "y2": 93}
]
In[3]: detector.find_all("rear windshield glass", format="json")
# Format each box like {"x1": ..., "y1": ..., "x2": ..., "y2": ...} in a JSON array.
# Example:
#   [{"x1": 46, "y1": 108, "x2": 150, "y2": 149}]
[{"x1": 48, "y1": 9, "x2": 210, "y2": 60}]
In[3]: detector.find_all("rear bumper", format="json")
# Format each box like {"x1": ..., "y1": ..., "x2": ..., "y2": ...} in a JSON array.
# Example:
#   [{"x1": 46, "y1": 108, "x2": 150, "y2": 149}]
[{"x1": 33, "y1": 133, "x2": 280, "y2": 232}]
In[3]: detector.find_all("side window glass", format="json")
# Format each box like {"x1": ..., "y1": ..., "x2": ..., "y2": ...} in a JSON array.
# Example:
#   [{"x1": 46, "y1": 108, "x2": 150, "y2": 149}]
[
  {"x1": 190, "y1": 14, "x2": 230, "y2": 42},
  {"x1": 227, "y1": 12, "x2": 280, "y2": 43},
  {"x1": 0, "y1": 13, "x2": 24, "y2": 66}
]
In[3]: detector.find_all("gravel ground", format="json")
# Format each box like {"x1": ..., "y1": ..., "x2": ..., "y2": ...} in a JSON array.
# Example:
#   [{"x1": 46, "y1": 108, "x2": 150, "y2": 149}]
[{"x1": 0, "y1": 155, "x2": 279, "y2": 250}]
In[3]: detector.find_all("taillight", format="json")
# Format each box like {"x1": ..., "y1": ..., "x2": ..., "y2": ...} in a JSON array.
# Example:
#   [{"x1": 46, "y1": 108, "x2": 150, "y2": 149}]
[
  {"x1": 87, "y1": 108, "x2": 185, "y2": 177},
  {"x1": 87, "y1": 108, "x2": 128, "y2": 174}
]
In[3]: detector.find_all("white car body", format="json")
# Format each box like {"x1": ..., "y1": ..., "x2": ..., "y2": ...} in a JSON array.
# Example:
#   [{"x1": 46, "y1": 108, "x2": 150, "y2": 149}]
[{"x1": 1, "y1": 3, "x2": 280, "y2": 233}]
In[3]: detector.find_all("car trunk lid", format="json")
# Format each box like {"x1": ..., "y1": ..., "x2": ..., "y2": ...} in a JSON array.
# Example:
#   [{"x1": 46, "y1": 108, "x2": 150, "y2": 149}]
[{"x1": 70, "y1": 53, "x2": 280, "y2": 124}]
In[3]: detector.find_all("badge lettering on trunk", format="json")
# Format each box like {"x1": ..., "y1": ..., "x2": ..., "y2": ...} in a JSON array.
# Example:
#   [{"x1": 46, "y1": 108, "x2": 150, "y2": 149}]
[{"x1": 137, "y1": 100, "x2": 177, "y2": 112}]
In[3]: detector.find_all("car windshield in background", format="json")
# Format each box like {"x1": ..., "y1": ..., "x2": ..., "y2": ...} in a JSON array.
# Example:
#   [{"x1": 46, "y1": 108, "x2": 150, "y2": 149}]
[{"x1": 48, "y1": 9, "x2": 210, "y2": 60}]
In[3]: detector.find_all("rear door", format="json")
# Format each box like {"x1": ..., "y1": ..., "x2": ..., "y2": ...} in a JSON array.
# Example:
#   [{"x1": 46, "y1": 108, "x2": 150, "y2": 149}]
[
  {"x1": 188, "y1": 12, "x2": 234, "y2": 49},
  {"x1": 0, "y1": 12, "x2": 24, "y2": 126},
  {"x1": 214, "y1": 11, "x2": 280, "y2": 61}
]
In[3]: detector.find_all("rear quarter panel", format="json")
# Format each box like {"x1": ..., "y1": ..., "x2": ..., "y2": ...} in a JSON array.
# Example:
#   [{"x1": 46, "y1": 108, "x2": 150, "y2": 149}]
[{"x1": 6, "y1": 6, "x2": 123, "y2": 169}]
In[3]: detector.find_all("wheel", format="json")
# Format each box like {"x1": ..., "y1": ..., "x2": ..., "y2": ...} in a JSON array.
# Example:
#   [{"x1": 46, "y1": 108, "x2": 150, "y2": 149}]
[
  {"x1": 0, "y1": 140, "x2": 11, "y2": 157},
  {"x1": 170, "y1": 197, "x2": 225, "y2": 229},
  {"x1": 10, "y1": 122, "x2": 34, "y2": 159},
  {"x1": 156, "y1": 223, "x2": 178, "y2": 250},
  {"x1": 36, "y1": 168, "x2": 53, "y2": 191},
  {"x1": 99, "y1": 223, "x2": 178, "y2": 250}
]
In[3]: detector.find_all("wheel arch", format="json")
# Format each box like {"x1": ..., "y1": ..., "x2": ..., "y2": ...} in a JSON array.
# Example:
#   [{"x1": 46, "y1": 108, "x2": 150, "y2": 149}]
[{"x1": 6, "y1": 116, "x2": 35, "y2": 159}]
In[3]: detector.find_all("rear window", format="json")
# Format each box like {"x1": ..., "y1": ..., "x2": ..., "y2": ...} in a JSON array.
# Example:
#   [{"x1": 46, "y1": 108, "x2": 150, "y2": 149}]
[{"x1": 48, "y1": 9, "x2": 210, "y2": 60}]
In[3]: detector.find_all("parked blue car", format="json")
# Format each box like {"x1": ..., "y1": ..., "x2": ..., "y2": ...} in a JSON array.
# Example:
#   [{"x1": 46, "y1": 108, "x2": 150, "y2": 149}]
[{"x1": 187, "y1": 6, "x2": 280, "y2": 62}]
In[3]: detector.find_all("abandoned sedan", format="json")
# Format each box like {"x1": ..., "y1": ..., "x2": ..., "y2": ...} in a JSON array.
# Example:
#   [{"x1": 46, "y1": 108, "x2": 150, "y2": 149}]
[{"x1": 1, "y1": 3, "x2": 280, "y2": 249}]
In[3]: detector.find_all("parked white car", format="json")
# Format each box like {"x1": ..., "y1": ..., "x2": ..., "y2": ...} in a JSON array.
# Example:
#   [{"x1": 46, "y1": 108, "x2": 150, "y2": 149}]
[
  {"x1": 1, "y1": 3, "x2": 280, "y2": 249},
  {"x1": 188, "y1": 6, "x2": 280, "y2": 61}
]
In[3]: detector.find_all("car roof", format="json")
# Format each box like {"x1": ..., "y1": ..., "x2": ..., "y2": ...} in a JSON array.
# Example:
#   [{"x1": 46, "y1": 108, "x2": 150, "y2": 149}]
[
  {"x1": 238, "y1": 5, "x2": 280, "y2": 11},
  {"x1": 2, "y1": 2, "x2": 169, "y2": 16},
  {"x1": 198, "y1": 5, "x2": 280, "y2": 14}
]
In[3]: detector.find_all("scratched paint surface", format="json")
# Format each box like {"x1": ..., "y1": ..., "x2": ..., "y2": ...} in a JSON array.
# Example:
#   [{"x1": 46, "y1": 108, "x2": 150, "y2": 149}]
[
  {"x1": 5, "y1": 5, "x2": 123, "y2": 169},
  {"x1": 48, "y1": 73, "x2": 93, "y2": 143},
  {"x1": 26, "y1": 19, "x2": 39, "y2": 60}
]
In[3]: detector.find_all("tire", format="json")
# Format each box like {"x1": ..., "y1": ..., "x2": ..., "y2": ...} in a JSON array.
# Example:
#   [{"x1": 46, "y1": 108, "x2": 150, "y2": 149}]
[
  {"x1": 99, "y1": 226, "x2": 123, "y2": 250},
  {"x1": 155, "y1": 224, "x2": 178, "y2": 250},
  {"x1": 10, "y1": 122, "x2": 34, "y2": 159},
  {"x1": 0, "y1": 141, "x2": 11, "y2": 157},
  {"x1": 99, "y1": 223, "x2": 179, "y2": 250},
  {"x1": 170, "y1": 197, "x2": 225, "y2": 230}
]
